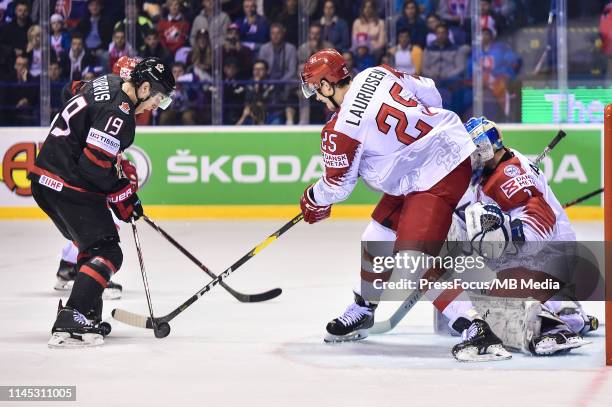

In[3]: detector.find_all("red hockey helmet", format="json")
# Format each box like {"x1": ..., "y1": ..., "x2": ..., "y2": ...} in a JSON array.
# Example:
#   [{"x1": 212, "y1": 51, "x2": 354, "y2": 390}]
[
  {"x1": 301, "y1": 48, "x2": 350, "y2": 98},
  {"x1": 113, "y1": 56, "x2": 141, "y2": 80}
]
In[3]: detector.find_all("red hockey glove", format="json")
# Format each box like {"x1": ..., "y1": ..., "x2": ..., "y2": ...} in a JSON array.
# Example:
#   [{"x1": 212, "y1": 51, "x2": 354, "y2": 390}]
[
  {"x1": 108, "y1": 180, "x2": 143, "y2": 222},
  {"x1": 300, "y1": 185, "x2": 331, "y2": 224},
  {"x1": 119, "y1": 156, "x2": 138, "y2": 190}
]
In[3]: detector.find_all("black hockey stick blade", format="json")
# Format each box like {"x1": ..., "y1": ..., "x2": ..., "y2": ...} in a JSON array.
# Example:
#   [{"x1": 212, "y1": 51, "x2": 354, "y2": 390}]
[
  {"x1": 142, "y1": 216, "x2": 282, "y2": 303},
  {"x1": 535, "y1": 130, "x2": 566, "y2": 164},
  {"x1": 113, "y1": 214, "x2": 303, "y2": 330}
]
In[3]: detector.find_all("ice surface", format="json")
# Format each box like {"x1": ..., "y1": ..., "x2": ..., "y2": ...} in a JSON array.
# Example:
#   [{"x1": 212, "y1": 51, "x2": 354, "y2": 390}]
[{"x1": 0, "y1": 219, "x2": 609, "y2": 406}]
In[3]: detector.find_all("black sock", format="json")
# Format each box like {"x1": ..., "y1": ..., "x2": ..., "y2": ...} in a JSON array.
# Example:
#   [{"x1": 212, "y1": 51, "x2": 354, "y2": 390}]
[{"x1": 66, "y1": 273, "x2": 104, "y2": 314}]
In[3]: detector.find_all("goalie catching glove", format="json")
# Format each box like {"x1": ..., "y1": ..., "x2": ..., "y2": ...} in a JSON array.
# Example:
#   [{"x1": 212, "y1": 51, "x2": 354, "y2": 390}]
[
  {"x1": 107, "y1": 179, "x2": 143, "y2": 222},
  {"x1": 465, "y1": 202, "x2": 524, "y2": 259},
  {"x1": 300, "y1": 185, "x2": 331, "y2": 224}
]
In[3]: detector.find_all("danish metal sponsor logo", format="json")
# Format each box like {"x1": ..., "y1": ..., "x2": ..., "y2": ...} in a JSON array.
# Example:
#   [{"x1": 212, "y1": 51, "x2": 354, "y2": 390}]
[
  {"x1": 500, "y1": 174, "x2": 535, "y2": 198},
  {"x1": 322, "y1": 151, "x2": 349, "y2": 168},
  {"x1": 38, "y1": 175, "x2": 63, "y2": 192},
  {"x1": 86, "y1": 128, "x2": 120, "y2": 156}
]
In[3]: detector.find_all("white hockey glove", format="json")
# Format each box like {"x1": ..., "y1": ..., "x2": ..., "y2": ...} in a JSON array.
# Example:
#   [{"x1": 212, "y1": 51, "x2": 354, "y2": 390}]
[{"x1": 465, "y1": 202, "x2": 522, "y2": 259}]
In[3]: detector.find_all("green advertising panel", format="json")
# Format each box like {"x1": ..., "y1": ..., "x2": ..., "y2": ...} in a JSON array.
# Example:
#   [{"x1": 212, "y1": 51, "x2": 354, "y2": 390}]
[
  {"x1": 129, "y1": 128, "x2": 601, "y2": 206},
  {"x1": 522, "y1": 87, "x2": 610, "y2": 124}
]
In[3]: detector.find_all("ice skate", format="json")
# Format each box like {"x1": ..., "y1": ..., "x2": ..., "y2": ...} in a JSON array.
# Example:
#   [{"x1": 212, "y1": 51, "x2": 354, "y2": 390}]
[
  {"x1": 529, "y1": 329, "x2": 590, "y2": 356},
  {"x1": 48, "y1": 301, "x2": 108, "y2": 348},
  {"x1": 324, "y1": 293, "x2": 377, "y2": 343},
  {"x1": 54, "y1": 260, "x2": 77, "y2": 291},
  {"x1": 54, "y1": 260, "x2": 122, "y2": 300},
  {"x1": 452, "y1": 319, "x2": 512, "y2": 362}
]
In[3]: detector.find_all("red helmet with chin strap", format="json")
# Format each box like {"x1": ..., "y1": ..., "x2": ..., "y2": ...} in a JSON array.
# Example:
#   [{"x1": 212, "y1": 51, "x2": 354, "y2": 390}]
[{"x1": 301, "y1": 48, "x2": 350, "y2": 98}]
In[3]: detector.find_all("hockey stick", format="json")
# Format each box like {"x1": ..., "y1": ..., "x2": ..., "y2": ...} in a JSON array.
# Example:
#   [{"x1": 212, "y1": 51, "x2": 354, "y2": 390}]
[
  {"x1": 112, "y1": 214, "x2": 303, "y2": 332},
  {"x1": 562, "y1": 188, "x2": 603, "y2": 208},
  {"x1": 142, "y1": 215, "x2": 282, "y2": 303},
  {"x1": 534, "y1": 130, "x2": 566, "y2": 165},
  {"x1": 131, "y1": 218, "x2": 169, "y2": 338},
  {"x1": 370, "y1": 130, "x2": 569, "y2": 335}
]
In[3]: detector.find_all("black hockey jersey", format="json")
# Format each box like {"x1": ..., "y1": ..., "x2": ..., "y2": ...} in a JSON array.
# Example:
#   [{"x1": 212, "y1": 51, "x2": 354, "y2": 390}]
[{"x1": 32, "y1": 74, "x2": 136, "y2": 194}]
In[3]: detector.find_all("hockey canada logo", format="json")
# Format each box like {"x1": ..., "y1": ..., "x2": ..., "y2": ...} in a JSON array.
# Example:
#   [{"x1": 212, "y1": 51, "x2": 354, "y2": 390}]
[{"x1": 119, "y1": 102, "x2": 130, "y2": 114}]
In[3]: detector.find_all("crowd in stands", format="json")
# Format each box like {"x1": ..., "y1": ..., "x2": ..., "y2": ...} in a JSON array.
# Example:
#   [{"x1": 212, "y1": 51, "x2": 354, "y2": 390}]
[{"x1": 0, "y1": 0, "x2": 608, "y2": 126}]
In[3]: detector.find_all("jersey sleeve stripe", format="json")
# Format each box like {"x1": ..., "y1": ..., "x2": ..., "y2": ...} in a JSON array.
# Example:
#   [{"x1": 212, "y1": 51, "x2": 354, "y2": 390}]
[
  {"x1": 86, "y1": 142, "x2": 116, "y2": 158},
  {"x1": 83, "y1": 147, "x2": 113, "y2": 168}
]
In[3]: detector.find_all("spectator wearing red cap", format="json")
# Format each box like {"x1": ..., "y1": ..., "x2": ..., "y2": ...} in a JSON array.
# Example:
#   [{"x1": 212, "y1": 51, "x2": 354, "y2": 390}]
[
  {"x1": 157, "y1": 0, "x2": 191, "y2": 56},
  {"x1": 190, "y1": 0, "x2": 230, "y2": 48},
  {"x1": 222, "y1": 22, "x2": 253, "y2": 79}
]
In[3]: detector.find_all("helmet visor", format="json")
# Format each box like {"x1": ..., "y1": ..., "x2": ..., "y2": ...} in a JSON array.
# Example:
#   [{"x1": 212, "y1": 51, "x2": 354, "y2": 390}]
[
  {"x1": 151, "y1": 89, "x2": 175, "y2": 110},
  {"x1": 300, "y1": 74, "x2": 318, "y2": 99}
]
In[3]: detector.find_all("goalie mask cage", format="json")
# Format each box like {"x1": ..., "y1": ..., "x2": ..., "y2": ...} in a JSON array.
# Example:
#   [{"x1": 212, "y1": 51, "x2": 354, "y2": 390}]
[{"x1": 606, "y1": 103, "x2": 612, "y2": 366}]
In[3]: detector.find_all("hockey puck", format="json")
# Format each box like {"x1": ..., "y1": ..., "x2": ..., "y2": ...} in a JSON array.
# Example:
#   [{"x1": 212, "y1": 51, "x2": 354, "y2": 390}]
[
  {"x1": 154, "y1": 322, "x2": 171, "y2": 338},
  {"x1": 99, "y1": 322, "x2": 112, "y2": 336}
]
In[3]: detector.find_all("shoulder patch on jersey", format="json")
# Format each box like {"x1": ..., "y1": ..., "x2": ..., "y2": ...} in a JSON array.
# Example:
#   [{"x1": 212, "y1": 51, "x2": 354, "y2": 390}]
[
  {"x1": 86, "y1": 128, "x2": 120, "y2": 156},
  {"x1": 119, "y1": 102, "x2": 130, "y2": 114},
  {"x1": 322, "y1": 151, "x2": 349, "y2": 168},
  {"x1": 504, "y1": 164, "x2": 521, "y2": 177},
  {"x1": 500, "y1": 174, "x2": 535, "y2": 199}
]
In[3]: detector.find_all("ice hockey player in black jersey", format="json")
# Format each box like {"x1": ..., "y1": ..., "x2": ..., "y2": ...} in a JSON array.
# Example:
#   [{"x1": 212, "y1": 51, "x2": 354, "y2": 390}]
[{"x1": 27, "y1": 57, "x2": 175, "y2": 347}]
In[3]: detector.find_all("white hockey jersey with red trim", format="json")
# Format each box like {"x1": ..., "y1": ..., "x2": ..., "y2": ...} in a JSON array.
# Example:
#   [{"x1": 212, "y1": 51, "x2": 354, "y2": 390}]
[
  {"x1": 311, "y1": 65, "x2": 475, "y2": 206},
  {"x1": 475, "y1": 149, "x2": 575, "y2": 242}
]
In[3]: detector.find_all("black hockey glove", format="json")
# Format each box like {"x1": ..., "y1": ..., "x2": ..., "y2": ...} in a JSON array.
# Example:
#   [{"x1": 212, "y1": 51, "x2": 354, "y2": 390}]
[{"x1": 107, "y1": 179, "x2": 143, "y2": 222}]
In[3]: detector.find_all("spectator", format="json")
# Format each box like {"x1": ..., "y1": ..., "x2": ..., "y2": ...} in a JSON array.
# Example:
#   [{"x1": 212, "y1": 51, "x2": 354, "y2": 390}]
[
  {"x1": 274, "y1": 0, "x2": 298, "y2": 47},
  {"x1": 50, "y1": 14, "x2": 71, "y2": 59},
  {"x1": 222, "y1": 57, "x2": 246, "y2": 124},
  {"x1": 258, "y1": 22, "x2": 297, "y2": 124},
  {"x1": 0, "y1": 0, "x2": 31, "y2": 57},
  {"x1": 298, "y1": 24, "x2": 334, "y2": 67},
  {"x1": 74, "y1": 0, "x2": 115, "y2": 53},
  {"x1": 601, "y1": 2, "x2": 612, "y2": 66},
  {"x1": 480, "y1": 0, "x2": 498, "y2": 39},
  {"x1": 388, "y1": 29, "x2": 423, "y2": 74},
  {"x1": 157, "y1": 0, "x2": 191, "y2": 56},
  {"x1": 49, "y1": 61, "x2": 63, "y2": 82},
  {"x1": 396, "y1": 0, "x2": 428, "y2": 49},
  {"x1": 480, "y1": 27, "x2": 520, "y2": 120},
  {"x1": 140, "y1": 29, "x2": 171, "y2": 65},
  {"x1": 81, "y1": 65, "x2": 104, "y2": 81},
  {"x1": 25, "y1": 24, "x2": 42, "y2": 77},
  {"x1": 60, "y1": 33, "x2": 98, "y2": 81},
  {"x1": 258, "y1": 23, "x2": 297, "y2": 88},
  {"x1": 108, "y1": 27, "x2": 134, "y2": 72},
  {"x1": 6, "y1": 55, "x2": 38, "y2": 125},
  {"x1": 114, "y1": 1, "x2": 155, "y2": 50},
  {"x1": 237, "y1": 59, "x2": 275, "y2": 125},
  {"x1": 415, "y1": 0, "x2": 436, "y2": 16},
  {"x1": 235, "y1": 0, "x2": 269, "y2": 52},
  {"x1": 353, "y1": 37, "x2": 376, "y2": 71},
  {"x1": 425, "y1": 13, "x2": 466, "y2": 46},
  {"x1": 188, "y1": 28, "x2": 212, "y2": 80},
  {"x1": 423, "y1": 23, "x2": 467, "y2": 80},
  {"x1": 422, "y1": 23, "x2": 468, "y2": 112},
  {"x1": 320, "y1": 0, "x2": 350, "y2": 52},
  {"x1": 222, "y1": 22, "x2": 253, "y2": 79},
  {"x1": 190, "y1": 0, "x2": 230, "y2": 48},
  {"x1": 159, "y1": 62, "x2": 197, "y2": 125},
  {"x1": 352, "y1": 0, "x2": 386, "y2": 59},
  {"x1": 342, "y1": 50, "x2": 359, "y2": 76},
  {"x1": 437, "y1": 0, "x2": 471, "y2": 28}
]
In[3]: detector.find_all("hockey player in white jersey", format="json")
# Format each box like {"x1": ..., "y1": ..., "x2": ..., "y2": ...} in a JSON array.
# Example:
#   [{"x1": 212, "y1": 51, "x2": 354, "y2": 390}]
[
  {"x1": 299, "y1": 49, "x2": 511, "y2": 361},
  {"x1": 452, "y1": 116, "x2": 598, "y2": 355}
]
